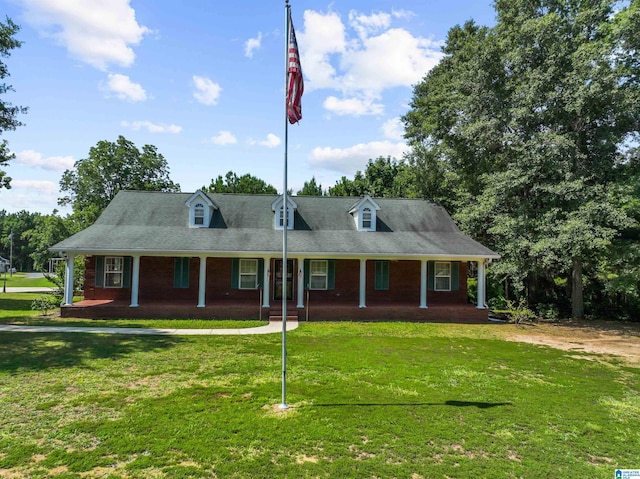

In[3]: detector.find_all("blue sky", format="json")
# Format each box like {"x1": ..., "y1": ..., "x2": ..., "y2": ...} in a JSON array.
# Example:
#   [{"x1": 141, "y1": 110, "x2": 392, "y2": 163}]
[{"x1": 0, "y1": 0, "x2": 496, "y2": 215}]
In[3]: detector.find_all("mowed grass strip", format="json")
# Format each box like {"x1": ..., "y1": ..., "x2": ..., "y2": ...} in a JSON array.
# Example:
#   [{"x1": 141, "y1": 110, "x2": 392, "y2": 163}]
[
  {"x1": 0, "y1": 322, "x2": 638, "y2": 478},
  {"x1": 0, "y1": 293, "x2": 267, "y2": 329}
]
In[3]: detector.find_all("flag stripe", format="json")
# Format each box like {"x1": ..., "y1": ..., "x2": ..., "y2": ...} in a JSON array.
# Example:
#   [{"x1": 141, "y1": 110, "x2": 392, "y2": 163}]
[{"x1": 286, "y1": 9, "x2": 303, "y2": 124}]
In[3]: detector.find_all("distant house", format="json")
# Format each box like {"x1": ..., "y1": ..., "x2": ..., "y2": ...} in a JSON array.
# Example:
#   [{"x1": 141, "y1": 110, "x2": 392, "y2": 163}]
[{"x1": 51, "y1": 191, "x2": 499, "y2": 322}]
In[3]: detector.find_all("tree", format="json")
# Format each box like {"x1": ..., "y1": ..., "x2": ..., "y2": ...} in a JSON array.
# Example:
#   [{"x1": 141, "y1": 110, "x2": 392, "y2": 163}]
[
  {"x1": 297, "y1": 177, "x2": 324, "y2": 196},
  {"x1": 404, "y1": 0, "x2": 640, "y2": 319},
  {"x1": 328, "y1": 157, "x2": 419, "y2": 198},
  {"x1": 59, "y1": 136, "x2": 180, "y2": 226},
  {"x1": 0, "y1": 210, "x2": 39, "y2": 272},
  {"x1": 203, "y1": 171, "x2": 277, "y2": 194},
  {"x1": 23, "y1": 211, "x2": 80, "y2": 271},
  {"x1": 0, "y1": 17, "x2": 28, "y2": 190}
]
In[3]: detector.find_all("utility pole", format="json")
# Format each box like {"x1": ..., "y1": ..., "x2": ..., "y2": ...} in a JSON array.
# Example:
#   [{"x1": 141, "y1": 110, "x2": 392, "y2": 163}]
[{"x1": 9, "y1": 230, "x2": 13, "y2": 277}]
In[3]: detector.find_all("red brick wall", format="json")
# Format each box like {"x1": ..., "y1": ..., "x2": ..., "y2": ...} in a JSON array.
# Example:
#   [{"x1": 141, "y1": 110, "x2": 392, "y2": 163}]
[{"x1": 83, "y1": 256, "x2": 472, "y2": 307}]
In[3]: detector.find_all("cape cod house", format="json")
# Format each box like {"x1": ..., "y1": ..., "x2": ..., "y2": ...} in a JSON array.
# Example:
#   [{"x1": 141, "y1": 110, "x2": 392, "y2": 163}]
[{"x1": 51, "y1": 191, "x2": 499, "y2": 322}]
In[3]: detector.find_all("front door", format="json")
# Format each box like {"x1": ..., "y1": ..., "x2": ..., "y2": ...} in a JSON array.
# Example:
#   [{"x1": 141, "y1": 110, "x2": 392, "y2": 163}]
[{"x1": 273, "y1": 259, "x2": 294, "y2": 301}]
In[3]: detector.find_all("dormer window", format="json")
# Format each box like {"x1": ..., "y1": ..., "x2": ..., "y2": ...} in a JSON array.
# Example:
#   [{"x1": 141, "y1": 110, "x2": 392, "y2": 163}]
[
  {"x1": 185, "y1": 191, "x2": 217, "y2": 228},
  {"x1": 194, "y1": 203, "x2": 205, "y2": 225},
  {"x1": 272, "y1": 196, "x2": 297, "y2": 230},
  {"x1": 349, "y1": 195, "x2": 381, "y2": 232},
  {"x1": 362, "y1": 208, "x2": 372, "y2": 229}
]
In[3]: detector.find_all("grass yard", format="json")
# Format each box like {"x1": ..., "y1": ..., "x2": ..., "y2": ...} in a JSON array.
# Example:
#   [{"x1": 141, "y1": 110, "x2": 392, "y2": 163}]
[
  {"x1": 1, "y1": 273, "x2": 55, "y2": 288},
  {"x1": 0, "y1": 293, "x2": 267, "y2": 329},
  {"x1": 0, "y1": 318, "x2": 638, "y2": 478}
]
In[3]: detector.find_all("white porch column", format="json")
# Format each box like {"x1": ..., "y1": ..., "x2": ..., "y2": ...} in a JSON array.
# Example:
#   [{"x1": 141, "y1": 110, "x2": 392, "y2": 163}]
[
  {"x1": 297, "y1": 259, "x2": 304, "y2": 308},
  {"x1": 359, "y1": 259, "x2": 367, "y2": 308},
  {"x1": 63, "y1": 254, "x2": 75, "y2": 306},
  {"x1": 420, "y1": 259, "x2": 428, "y2": 308},
  {"x1": 198, "y1": 256, "x2": 207, "y2": 307},
  {"x1": 477, "y1": 260, "x2": 486, "y2": 309},
  {"x1": 262, "y1": 257, "x2": 271, "y2": 308},
  {"x1": 129, "y1": 255, "x2": 140, "y2": 307}
]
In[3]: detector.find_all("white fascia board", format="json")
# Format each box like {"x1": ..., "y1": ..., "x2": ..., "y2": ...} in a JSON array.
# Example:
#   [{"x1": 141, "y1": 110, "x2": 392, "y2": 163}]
[
  {"x1": 52, "y1": 248, "x2": 500, "y2": 261},
  {"x1": 185, "y1": 190, "x2": 215, "y2": 208}
]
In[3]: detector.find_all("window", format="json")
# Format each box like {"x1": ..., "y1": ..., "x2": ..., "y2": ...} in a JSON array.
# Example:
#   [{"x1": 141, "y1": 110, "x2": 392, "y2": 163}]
[
  {"x1": 309, "y1": 260, "x2": 328, "y2": 289},
  {"x1": 375, "y1": 261, "x2": 389, "y2": 290},
  {"x1": 105, "y1": 256, "x2": 124, "y2": 288},
  {"x1": 239, "y1": 259, "x2": 258, "y2": 289},
  {"x1": 362, "y1": 208, "x2": 372, "y2": 229},
  {"x1": 194, "y1": 203, "x2": 205, "y2": 225},
  {"x1": 434, "y1": 262, "x2": 451, "y2": 291}
]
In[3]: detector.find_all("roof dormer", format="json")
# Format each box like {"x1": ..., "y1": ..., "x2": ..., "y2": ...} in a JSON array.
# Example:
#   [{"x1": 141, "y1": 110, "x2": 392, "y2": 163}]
[
  {"x1": 349, "y1": 195, "x2": 381, "y2": 232},
  {"x1": 271, "y1": 196, "x2": 297, "y2": 230},
  {"x1": 185, "y1": 190, "x2": 217, "y2": 228}
]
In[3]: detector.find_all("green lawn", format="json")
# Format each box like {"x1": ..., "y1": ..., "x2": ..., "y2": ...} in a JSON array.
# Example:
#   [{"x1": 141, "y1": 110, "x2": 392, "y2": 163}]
[
  {"x1": 0, "y1": 317, "x2": 638, "y2": 478},
  {"x1": 0, "y1": 293, "x2": 267, "y2": 329},
  {"x1": 1, "y1": 272, "x2": 55, "y2": 288}
]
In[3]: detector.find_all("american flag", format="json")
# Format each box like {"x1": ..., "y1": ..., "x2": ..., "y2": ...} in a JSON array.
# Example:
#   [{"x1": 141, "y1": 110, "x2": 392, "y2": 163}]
[{"x1": 286, "y1": 9, "x2": 303, "y2": 124}]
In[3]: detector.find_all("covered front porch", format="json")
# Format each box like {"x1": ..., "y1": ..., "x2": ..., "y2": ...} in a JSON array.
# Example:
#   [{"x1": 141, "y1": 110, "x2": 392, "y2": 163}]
[{"x1": 60, "y1": 254, "x2": 492, "y2": 323}]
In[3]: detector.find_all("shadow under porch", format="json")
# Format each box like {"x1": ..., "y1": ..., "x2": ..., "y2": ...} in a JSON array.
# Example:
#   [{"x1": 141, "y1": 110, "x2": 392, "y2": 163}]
[{"x1": 60, "y1": 298, "x2": 489, "y2": 323}]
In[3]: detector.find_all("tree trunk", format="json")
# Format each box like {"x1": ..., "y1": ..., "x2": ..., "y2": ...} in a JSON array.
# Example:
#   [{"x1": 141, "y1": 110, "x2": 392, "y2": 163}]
[{"x1": 571, "y1": 257, "x2": 584, "y2": 319}]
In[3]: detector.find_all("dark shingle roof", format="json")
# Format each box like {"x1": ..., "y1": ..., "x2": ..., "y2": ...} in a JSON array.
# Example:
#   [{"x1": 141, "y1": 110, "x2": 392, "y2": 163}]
[{"x1": 51, "y1": 191, "x2": 499, "y2": 259}]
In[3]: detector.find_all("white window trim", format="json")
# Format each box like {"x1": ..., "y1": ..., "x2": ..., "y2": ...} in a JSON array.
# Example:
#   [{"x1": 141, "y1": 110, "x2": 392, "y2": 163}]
[
  {"x1": 434, "y1": 261, "x2": 451, "y2": 291},
  {"x1": 239, "y1": 259, "x2": 259, "y2": 289},
  {"x1": 194, "y1": 203, "x2": 205, "y2": 225},
  {"x1": 105, "y1": 256, "x2": 124, "y2": 288},
  {"x1": 309, "y1": 260, "x2": 328, "y2": 290},
  {"x1": 275, "y1": 205, "x2": 294, "y2": 230},
  {"x1": 185, "y1": 191, "x2": 215, "y2": 228},
  {"x1": 361, "y1": 207, "x2": 373, "y2": 230}
]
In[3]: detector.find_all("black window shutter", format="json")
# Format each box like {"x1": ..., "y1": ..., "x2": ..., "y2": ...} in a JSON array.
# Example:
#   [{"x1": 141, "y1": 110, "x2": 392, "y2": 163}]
[
  {"x1": 328, "y1": 260, "x2": 335, "y2": 290},
  {"x1": 95, "y1": 256, "x2": 104, "y2": 288},
  {"x1": 452, "y1": 262, "x2": 460, "y2": 291},
  {"x1": 231, "y1": 258, "x2": 239, "y2": 288}
]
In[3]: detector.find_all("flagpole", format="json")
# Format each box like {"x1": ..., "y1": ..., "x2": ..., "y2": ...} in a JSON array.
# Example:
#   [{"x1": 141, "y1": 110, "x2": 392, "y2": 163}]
[{"x1": 279, "y1": 0, "x2": 291, "y2": 410}]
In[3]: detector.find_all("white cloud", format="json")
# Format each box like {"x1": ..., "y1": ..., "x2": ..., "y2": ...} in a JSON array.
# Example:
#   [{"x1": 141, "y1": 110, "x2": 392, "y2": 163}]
[
  {"x1": 298, "y1": 8, "x2": 443, "y2": 117},
  {"x1": 297, "y1": 10, "x2": 346, "y2": 91},
  {"x1": 121, "y1": 121, "x2": 182, "y2": 133},
  {"x1": 348, "y1": 11, "x2": 392, "y2": 39},
  {"x1": 249, "y1": 133, "x2": 281, "y2": 148},
  {"x1": 381, "y1": 117, "x2": 404, "y2": 140},
  {"x1": 192, "y1": 75, "x2": 222, "y2": 106},
  {"x1": 15, "y1": 150, "x2": 75, "y2": 172},
  {"x1": 323, "y1": 95, "x2": 384, "y2": 116},
  {"x1": 20, "y1": 0, "x2": 150, "y2": 70},
  {"x1": 210, "y1": 131, "x2": 237, "y2": 145},
  {"x1": 105, "y1": 73, "x2": 147, "y2": 101},
  {"x1": 11, "y1": 179, "x2": 59, "y2": 195},
  {"x1": 308, "y1": 141, "x2": 410, "y2": 174},
  {"x1": 260, "y1": 134, "x2": 281, "y2": 148},
  {"x1": 245, "y1": 32, "x2": 262, "y2": 58}
]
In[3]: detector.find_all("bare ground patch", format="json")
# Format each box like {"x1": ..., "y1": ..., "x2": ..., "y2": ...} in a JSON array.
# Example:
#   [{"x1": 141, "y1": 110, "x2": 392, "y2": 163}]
[{"x1": 502, "y1": 320, "x2": 640, "y2": 365}]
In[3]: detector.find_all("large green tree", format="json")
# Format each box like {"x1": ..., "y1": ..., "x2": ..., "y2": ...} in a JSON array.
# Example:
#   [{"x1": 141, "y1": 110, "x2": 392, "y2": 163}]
[
  {"x1": 0, "y1": 209, "x2": 39, "y2": 272},
  {"x1": 404, "y1": 0, "x2": 640, "y2": 318},
  {"x1": 203, "y1": 171, "x2": 277, "y2": 194},
  {"x1": 59, "y1": 136, "x2": 180, "y2": 226},
  {"x1": 0, "y1": 17, "x2": 28, "y2": 189},
  {"x1": 297, "y1": 176, "x2": 324, "y2": 196},
  {"x1": 328, "y1": 157, "x2": 419, "y2": 198}
]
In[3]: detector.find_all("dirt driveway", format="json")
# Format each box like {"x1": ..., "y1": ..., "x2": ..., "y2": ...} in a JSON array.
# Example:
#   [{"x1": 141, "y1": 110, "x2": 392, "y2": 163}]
[{"x1": 504, "y1": 320, "x2": 640, "y2": 365}]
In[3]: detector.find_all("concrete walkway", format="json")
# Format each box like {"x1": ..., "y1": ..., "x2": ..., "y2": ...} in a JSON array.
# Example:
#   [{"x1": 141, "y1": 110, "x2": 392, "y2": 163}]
[
  {"x1": 0, "y1": 320, "x2": 299, "y2": 336},
  {"x1": 3, "y1": 287, "x2": 56, "y2": 293}
]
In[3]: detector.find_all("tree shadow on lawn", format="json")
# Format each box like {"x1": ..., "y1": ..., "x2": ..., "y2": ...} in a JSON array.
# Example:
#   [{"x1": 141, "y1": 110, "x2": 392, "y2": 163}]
[
  {"x1": 305, "y1": 401, "x2": 512, "y2": 409},
  {"x1": 0, "y1": 332, "x2": 183, "y2": 373}
]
